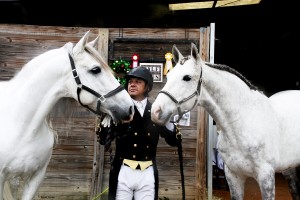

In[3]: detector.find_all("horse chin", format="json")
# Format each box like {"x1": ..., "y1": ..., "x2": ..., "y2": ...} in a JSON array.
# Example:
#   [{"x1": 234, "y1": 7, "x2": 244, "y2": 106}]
[
  {"x1": 106, "y1": 108, "x2": 134, "y2": 124},
  {"x1": 121, "y1": 114, "x2": 134, "y2": 124},
  {"x1": 151, "y1": 103, "x2": 174, "y2": 125},
  {"x1": 151, "y1": 111, "x2": 172, "y2": 126}
]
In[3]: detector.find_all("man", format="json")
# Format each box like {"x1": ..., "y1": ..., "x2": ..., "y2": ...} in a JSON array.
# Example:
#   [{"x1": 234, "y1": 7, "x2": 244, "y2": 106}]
[{"x1": 97, "y1": 66, "x2": 180, "y2": 200}]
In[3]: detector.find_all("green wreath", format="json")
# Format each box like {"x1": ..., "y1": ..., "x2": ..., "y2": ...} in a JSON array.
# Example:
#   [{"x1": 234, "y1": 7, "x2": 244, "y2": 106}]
[{"x1": 110, "y1": 59, "x2": 132, "y2": 86}]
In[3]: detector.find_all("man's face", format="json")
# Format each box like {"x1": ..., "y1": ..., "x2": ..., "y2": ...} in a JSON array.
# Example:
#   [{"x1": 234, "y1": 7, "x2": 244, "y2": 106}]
[{"x1": 128, "y1": 77, "x2": 147, "y2": 101}]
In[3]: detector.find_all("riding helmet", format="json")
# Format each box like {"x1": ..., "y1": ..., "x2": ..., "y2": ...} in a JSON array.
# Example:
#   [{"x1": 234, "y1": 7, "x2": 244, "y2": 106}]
[{"x1": 125, "y1": 66, "x2": 153, "y2": 94}]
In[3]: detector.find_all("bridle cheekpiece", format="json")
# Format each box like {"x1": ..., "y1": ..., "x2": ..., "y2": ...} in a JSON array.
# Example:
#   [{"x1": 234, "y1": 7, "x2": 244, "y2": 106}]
[
  {"x1": 68, "y1": 53, "x2": 124, "y2": 116},
  {"x1": 158, "y1": 58, "x2": 203, "y2": 123}
]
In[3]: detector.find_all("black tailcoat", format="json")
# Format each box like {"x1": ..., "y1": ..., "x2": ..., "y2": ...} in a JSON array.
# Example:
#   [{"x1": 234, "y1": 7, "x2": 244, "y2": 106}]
[{"x1": 99, "y1": 100, "x2": 179, "y2": 200}]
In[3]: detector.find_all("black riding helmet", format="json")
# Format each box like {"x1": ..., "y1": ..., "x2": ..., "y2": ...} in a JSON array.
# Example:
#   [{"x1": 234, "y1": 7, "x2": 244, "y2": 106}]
[{"x1": 125, "y1": 66, "x2": 153, "y2": 97}]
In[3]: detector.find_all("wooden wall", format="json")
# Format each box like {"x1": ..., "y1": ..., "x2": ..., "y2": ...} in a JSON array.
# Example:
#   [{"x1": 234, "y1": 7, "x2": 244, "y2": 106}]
[{"x1": 0, "y1": 24, "x2": 209, "y2": 200}]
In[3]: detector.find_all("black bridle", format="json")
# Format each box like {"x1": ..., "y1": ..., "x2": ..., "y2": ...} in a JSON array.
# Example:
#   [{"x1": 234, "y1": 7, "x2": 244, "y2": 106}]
[
  {"x1": 158, "y1": 69, "x2": 202, "y2": 123},
  {"x1": 68, "y1": 54, "x2": 124, "y2": 116}
]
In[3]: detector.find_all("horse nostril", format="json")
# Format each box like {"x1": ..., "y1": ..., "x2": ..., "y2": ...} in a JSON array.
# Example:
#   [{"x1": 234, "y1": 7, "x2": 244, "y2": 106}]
[
  {"x1": 129, "y1": 106, "x2": 134, "y2": 115},
  {"x1": 153, "y1": 107, "x2": 162, "y2": 120}
]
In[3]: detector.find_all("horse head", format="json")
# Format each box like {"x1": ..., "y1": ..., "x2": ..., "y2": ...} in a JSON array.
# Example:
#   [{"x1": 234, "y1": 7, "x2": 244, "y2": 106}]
[
  {"x1": 67, "y1": 31, "x2": 134, "y2": 124},
  {"x1": 151, "y1": 43, "x2": 203, "y2": 125}
]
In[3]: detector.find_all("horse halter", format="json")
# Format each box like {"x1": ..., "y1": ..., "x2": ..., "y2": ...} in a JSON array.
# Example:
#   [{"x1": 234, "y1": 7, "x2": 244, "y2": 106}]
[
  {"x1": 68, "y1": 54, "x2": 124, "y2": 116},
  {"x1": 159, "y1": 67, "x2": 202, "y2": 123}
]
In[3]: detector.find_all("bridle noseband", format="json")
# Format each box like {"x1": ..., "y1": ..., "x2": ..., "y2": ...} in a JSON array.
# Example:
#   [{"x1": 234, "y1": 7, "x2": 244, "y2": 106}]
[
  {"x1": 159, "y1": 65, "x2": 202, "y2": 123},
  {"x1": 68, "y1": 54, "x2": 124, "y2": 116}
]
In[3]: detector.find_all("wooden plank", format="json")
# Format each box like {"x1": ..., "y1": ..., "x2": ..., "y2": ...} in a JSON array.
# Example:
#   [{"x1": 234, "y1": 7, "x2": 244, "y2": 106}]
[
  {"x1": 91, "y1": 28, "x2": 109, "y2": 198},
  {"x1": 108, "y1": 28, "x2": 200, "y2": 40},
  {"x1": 110, "y1": 40, "x2": 197, "y2": 62}
]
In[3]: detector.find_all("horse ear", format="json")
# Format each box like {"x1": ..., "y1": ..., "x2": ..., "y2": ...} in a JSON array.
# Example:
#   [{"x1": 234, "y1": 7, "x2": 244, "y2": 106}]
[
  {"x1": 172, "y1": 44, "x2": 183, "y2": 64},
  {"x1": 191, "y1": 43, "x2": 198, "y2": 59},
  {"x1": 88, "y1": 35, "x2": 100, "y2": 51},
  {"x1": 73, "y1": 31, "x2": 90, "y2": 55},
  {"x1": 191, "y1": 43, "x2": 201, "y2": 62}
]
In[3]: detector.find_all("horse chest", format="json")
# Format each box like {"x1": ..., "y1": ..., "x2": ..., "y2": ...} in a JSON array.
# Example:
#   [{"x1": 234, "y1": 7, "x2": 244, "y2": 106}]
[
  {"x1": 1, "y1": 125, "x2": 54, "y2": 169},
  {"x1": 2, "y1": 145, "x2": 53, "y2": 179},
  {"x1": 219, "y1": 139, "x2": 262, "y2": 173}
]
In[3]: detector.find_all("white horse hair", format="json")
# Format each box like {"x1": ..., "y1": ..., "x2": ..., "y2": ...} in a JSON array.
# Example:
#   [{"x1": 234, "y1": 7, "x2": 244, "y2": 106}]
[
  {"x1": 151, "y1": 43, "x2": 300, "y2": 199},
  {"x1": 0, "y1": 31, "x2": 134, "y2": 200}
]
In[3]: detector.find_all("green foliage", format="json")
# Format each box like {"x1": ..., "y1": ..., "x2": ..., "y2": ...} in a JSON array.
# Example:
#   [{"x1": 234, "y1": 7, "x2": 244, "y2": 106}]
[{"x1": 110, "y1": 59, "x2": 132, "y2": 86}]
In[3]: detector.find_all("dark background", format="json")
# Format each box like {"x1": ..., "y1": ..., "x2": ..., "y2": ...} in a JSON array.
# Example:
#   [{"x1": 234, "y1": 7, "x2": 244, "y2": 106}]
[{"x1": 0, "y1": 0, "x2": 298, "y2": 96}]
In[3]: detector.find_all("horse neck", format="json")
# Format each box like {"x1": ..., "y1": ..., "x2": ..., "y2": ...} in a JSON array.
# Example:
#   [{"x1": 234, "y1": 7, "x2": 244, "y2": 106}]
[
  {"x1": 199, "y1": 64, "x2": 255, "y2": 130},
  {"x1": 4, "y1": 48, "x2": 70, "y2": 129}
]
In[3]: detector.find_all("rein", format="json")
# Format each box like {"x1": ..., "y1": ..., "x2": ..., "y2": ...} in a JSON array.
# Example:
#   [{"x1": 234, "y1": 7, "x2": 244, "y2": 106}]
[
  {"x1": 158, "y1": 66, "x2": 202, "y2": 200},
  {"x1": 159, "y1": 68, "x2": 202, "y2": 123},
  {"x1": 68, "y1": 54, "x2": 124, "y2": 116},
  {"x1": 173, "y1": 123, "x2": 185, "y2": 200}
]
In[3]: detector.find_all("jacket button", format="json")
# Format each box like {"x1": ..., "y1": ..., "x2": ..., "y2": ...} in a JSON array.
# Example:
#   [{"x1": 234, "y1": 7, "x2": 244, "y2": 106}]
[
  {"x1": 134, "y1": 144, "x2": 137, "y2": 147},
  {"x1": 145, "y1": 156, "x2": 148, "y2": 159},
  {"x1": 133, "y1": 155, "x2": 136, "y2": 159},
  {"x1": 148, "y1": 133, "x2": 150, "y2": 136},
  {"x1": 146, "y1": 145, "x2": 149, "y2": 148},
  {"x1": 135, "y1": 132, "x2": 138, "y2": 136}
]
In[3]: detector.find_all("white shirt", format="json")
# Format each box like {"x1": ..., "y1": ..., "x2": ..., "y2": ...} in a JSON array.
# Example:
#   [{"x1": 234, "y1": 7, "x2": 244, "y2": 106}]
[
  {"x1": 133, "y1": 98, "x2": 174, "y2": 130},
  {"x1": 133, "y1": 98, "x2": 147, "y2": 117}
]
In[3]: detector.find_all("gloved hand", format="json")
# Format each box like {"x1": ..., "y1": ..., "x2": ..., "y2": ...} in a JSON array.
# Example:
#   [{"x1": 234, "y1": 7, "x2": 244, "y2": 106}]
[
  {"x1": 97, "y1": 125, "x2": 115, "y2": 151},
  {"x1": 165, "y1": 121, "x2": 175, "y2": 131},
  {"x1": 162, "y1": 121, "x2": 182, "y2": 147},
  {"x1": 101, "y1": 114, "x2": 112, "y2": 127}
]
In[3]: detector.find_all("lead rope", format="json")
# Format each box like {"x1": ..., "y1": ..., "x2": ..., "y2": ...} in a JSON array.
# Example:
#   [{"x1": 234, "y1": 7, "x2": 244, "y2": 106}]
[
  {"x1": 95, "y1": 116, "x2": 114, "y2": 164},
  {"x1": 175, "y1": 123, "x2": 185, "y2": 200}
]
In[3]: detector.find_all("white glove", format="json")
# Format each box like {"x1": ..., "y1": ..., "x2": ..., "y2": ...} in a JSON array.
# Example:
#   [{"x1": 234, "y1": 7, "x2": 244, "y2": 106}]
[
  {"x1": 165, "y1": 121, "x2": 175, "y2": 131},
  {"x1": 101, "y1": 114, "x2": 112, "y2": 127}
]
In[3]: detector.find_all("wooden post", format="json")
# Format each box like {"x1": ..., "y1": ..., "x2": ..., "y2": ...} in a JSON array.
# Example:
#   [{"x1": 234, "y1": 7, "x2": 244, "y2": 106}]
[
  {"x1": 195, "y1": 25, "x2": 211, "y2": 200},
  {"x1": 90, "y1": 29, "x2": 109, "y2": 199}
]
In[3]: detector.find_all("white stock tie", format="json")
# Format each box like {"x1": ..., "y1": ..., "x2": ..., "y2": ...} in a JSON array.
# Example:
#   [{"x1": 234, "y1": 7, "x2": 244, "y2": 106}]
[{"x1": 136, "y1": 101, "x2": 144, "y2": 116}]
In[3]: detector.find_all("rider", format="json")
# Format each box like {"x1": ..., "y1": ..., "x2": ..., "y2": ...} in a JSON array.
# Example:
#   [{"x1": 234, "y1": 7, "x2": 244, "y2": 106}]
[{"x1": 97, "y1": 66, "x2": 181, "y2": 200}]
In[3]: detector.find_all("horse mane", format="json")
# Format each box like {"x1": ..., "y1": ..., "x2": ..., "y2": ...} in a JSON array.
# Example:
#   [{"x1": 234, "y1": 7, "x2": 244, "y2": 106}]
[
  {"x1": 47, "y1": 98, "x2": 75, "y2": 144},
  {"x1": 205, "y1": 62, "x2": 260, "y2": 91},
  {"x1": 65, "y1": 41, "x2": 114, "y2": 75},
  {"x1": 85, "y1": 44, "x2": 115, "y2": 76}
]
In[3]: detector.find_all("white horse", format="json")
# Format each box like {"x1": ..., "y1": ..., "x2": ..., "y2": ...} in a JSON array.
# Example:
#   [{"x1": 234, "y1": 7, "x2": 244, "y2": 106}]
[
  {"x1": 0, "y1": 31, "x2": 134, "y2": 200},
  {"x1": 151, "y1": 43, "x2": 300, "y2": 200}
]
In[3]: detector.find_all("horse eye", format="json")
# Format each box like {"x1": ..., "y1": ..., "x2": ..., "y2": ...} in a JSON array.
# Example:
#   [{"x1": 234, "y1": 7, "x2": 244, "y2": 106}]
[
  {"x1": 183, "y1": 75, "x2": 192, "y2": 81},
  {"x1": 90, "y1": 66, "x2": 101, "y2": 74}
]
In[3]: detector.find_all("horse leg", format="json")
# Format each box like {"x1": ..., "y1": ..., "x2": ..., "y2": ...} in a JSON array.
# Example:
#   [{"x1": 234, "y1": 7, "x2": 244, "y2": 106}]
[
  {"x1": 224, "y1": 165, "x2": 246, "y2": 200},
  {"x1": 0, "y1": 180, "x2": 13, "y2": 200},
  {"x1": 282, "y1": 166, "x2": 300, "y2": 200},
  {"x1": 0, "y1": 177, "x2": 4, "y2": 200},
  {"x1": 3, "y1": 181, "x2": 14, "y2": 200},
  {"x1": 0, "y1": 175, "x2": 14, "y2": 200},
  {"x1": 256, "y1": 167, "x2": 275, "y2": 200},
  {"x1": 21, "y1": 165, "x2": 48, "y2": 200}
]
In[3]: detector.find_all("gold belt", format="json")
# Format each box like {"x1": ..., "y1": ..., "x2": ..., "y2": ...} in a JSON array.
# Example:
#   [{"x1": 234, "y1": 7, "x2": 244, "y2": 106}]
[{"x1": 123, "y1": 159, "x2": 153, "y2": 171}]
